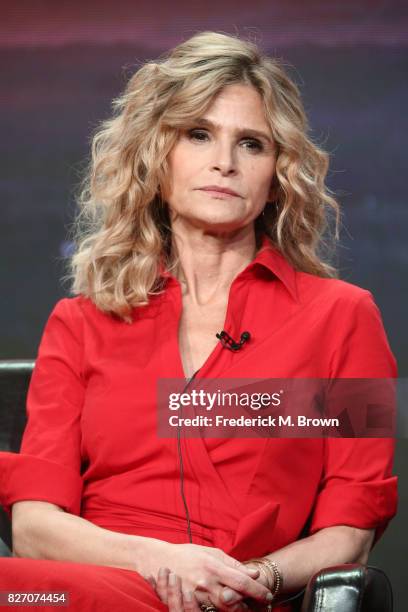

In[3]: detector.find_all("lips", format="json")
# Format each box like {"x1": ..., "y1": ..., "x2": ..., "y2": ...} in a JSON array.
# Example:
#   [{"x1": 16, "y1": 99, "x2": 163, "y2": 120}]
[{"x1": 198, "y1": 185, "x2": 240, "y2": 197}]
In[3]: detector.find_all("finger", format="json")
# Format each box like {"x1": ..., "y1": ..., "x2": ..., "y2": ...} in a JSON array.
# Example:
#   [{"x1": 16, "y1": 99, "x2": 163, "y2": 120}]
[
  {"x1": 194, "y1": 567, "x2": 249, "y2": 610},
  {"x1": 195, "y1": 583, "x2": 246, "y2": 612},
  {"x1": 240, "y1": 566, "x2": 260, "y2": 579},
  {"x1": 168, "y1": 572, "x2": 184, "y2": 611},
  {"x1": 218, "y1": 589, "x2": 255, "y2": 610},
  {"x1": 183, "y1": 590, "x2": 201, "y2": 611},
  {"x1": 219, "y1": 587, "x2": 244, "y2": 607},
  {"x1": 214, "y1": 591, "x2": 250, "y2": 612},
  {"x1": 219, "y1": 556, "x2": 272, "y2": 604},
  {"x1": 145, "y1": 574, "x2": 158, "y2": 591},
  {"x1": 230, "y1": 559, "x2": 261, "y2": 579},
  {"x1": 232, "y1": 603, "x2": 250, "y2": 612},
  {"x1": 156, "y1": 566, "x2": 170, "y2": 604},
  {"x1": 216, "y1": 566, "x2": 273, "y2": 605}
]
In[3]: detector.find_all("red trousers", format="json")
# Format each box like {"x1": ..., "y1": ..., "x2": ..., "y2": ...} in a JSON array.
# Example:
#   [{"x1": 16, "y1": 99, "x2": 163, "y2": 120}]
[
  {"x1": 0, "y1": 557, "x2": 167, "y2": 611},
  {"x1": 0, "y1": 557, "x2": 292, "y2": 611}
]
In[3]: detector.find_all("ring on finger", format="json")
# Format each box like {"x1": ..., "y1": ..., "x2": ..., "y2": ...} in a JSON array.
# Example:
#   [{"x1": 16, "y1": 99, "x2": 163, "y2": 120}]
[{"x1": 200, "y1": 601, "x2": 218, "y2": 612}]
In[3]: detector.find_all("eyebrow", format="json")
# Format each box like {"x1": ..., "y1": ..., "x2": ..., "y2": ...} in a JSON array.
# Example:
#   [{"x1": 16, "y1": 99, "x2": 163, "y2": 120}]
[{"x1": 191, "y1": 117, "x2": 274, "y2": 145}]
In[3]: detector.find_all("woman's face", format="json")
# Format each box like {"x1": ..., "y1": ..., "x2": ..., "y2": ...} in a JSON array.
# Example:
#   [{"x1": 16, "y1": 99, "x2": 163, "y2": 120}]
[{"x1": 163, "y1": 83, "x2": 277, "y2": 235}]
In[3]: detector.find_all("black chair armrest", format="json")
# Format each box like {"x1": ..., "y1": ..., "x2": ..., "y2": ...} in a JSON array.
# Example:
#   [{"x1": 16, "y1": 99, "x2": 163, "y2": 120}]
[
  {"x1": 0, "y1": 359, "x2": 34, "y2": 549},
  {"x1": 300, "y1": 564, "x2": 393, "y2": 611},
  {"x1": 0, "y1": 536, "x2": 11, "y2": 557}
]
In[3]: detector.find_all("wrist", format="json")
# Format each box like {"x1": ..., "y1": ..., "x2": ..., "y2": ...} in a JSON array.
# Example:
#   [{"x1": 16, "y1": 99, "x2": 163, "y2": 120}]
[{"x1": 114, "y1": 533, "x2": 170, "y2": 577}]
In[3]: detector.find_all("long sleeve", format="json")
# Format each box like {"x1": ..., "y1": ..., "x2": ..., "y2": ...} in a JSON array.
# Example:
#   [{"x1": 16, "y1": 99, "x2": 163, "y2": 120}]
[
  {"x1": 309, "y1": 290, "x2": 398, "y2": 541},
  {"x1": 0, "y1": 299, "x2": 85, "y2": 517}
]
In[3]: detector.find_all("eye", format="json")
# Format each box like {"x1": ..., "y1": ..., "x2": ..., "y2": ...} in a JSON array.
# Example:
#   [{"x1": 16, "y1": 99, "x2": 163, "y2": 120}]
[
  {"x1": 187, "y1": 129, "x2": 209, "y2": 141},
  {"x1": 242, "y1": 139, "x2": 264, "y2": 153},
  {"x1": 186, "y1": 129, "x2": 265, "y2": 153}
]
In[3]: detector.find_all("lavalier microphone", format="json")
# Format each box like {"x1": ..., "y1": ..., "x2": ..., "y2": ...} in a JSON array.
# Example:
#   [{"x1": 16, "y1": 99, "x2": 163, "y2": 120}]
[{"x1": 216, "y1": 330, "x2": 251, "y2": 351}]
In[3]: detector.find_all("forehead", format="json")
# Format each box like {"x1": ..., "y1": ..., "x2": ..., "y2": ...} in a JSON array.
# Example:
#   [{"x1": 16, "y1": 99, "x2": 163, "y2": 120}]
[{"x1": 202, "y1": 84, "x2": 270, "y2": 130}]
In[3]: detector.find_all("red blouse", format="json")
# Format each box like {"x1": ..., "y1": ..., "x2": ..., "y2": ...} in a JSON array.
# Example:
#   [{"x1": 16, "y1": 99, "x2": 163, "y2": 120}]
[{"x1": 0, "y1": 234, "x2": 398, "y2": 561}]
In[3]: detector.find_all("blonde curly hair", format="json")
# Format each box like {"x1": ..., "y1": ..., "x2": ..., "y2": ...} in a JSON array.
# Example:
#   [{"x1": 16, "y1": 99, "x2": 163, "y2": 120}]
[{"x1": 66, "y1": 31, "x2": 341, "y2": 323}]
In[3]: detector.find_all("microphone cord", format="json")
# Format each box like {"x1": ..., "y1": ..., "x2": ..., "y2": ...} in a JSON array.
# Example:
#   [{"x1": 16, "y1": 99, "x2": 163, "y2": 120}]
[
  {"x1": 177, "y1": 368, "x2": 200, "y2": 544},
  {"x1": 176, "y1": 330, "x2": 250, "y2": 542}
]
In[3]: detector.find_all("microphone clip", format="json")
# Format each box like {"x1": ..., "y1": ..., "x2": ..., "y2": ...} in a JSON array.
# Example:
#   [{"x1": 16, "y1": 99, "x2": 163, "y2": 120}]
[{"x1": 216, "y1": 330, "x2": 251, "y2": 352}]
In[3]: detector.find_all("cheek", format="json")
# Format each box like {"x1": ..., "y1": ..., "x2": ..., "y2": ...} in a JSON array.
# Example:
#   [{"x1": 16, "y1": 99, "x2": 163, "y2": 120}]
[
  {"x1": 246, "y1": 165, "x2": 275, "y2": 201},
  {"x1": 164, "y1": 158, "x2": 184, "y2": 200},
  {"x1": 167, "y1": 148, "x2": 198, "y2": 193},
  {"x1": 246, "y1": 154, "x2": 275, "y2": 178}
]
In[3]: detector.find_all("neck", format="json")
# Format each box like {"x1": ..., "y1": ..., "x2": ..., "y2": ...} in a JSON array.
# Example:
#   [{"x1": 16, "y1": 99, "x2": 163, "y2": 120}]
[{"x1": 170, "y1": 222, "x2": 259, "y2": 306}]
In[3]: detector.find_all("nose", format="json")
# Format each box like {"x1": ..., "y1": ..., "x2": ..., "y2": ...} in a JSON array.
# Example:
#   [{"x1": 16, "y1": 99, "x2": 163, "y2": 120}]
[{"x1": 210, "y1": 139, "x2": 237, "y2": 176}]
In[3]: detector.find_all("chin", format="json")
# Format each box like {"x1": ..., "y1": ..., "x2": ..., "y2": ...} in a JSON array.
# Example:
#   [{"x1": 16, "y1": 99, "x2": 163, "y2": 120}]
[
  {"x1": 190, "y1": 207, "x2": 243, "y2": 224},
  {"x1": 189, "y1": 217, "x2": 246, "y2": 232}
]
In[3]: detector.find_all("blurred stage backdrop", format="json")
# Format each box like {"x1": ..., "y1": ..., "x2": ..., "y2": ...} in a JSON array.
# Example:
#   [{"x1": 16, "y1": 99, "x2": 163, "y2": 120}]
[{"x1": 1, "y1": 1, "x2": 407, "y2": 609}]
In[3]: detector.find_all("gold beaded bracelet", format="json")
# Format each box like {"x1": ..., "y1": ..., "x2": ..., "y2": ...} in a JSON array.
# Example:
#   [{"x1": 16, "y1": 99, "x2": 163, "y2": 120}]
[
  {"x1": 244, "y1": 557, "x2": 283, "y2": 603},
  {"x1": 262, "y1": 558, "x2": 283, "y2": 599}
]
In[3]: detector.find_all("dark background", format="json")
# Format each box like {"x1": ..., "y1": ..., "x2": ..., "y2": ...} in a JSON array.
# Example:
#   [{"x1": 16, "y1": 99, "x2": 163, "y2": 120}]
[{"x1": 1, "y1": 1, "x2": 407, "y2": 607}]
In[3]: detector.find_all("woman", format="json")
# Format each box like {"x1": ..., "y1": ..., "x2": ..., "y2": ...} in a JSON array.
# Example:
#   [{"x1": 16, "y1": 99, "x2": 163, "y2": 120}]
[{"x1": 0, "y1": 31, "x2": 397, "y2": 611}]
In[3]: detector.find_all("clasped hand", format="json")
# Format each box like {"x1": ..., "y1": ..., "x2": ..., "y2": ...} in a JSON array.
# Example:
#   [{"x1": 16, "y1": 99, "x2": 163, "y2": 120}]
[{"x1": 142, "y1": 542, "x2": 273, "y2": 611}]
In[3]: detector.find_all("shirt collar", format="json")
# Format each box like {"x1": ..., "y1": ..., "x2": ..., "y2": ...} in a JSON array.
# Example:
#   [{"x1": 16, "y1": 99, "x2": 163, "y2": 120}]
[
  {"x1": 159, "y1": 232, "x2": 298, "y2": 303},
  {"x1": 240, "y1": 233, "x2": 299, "y2": 303}
]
